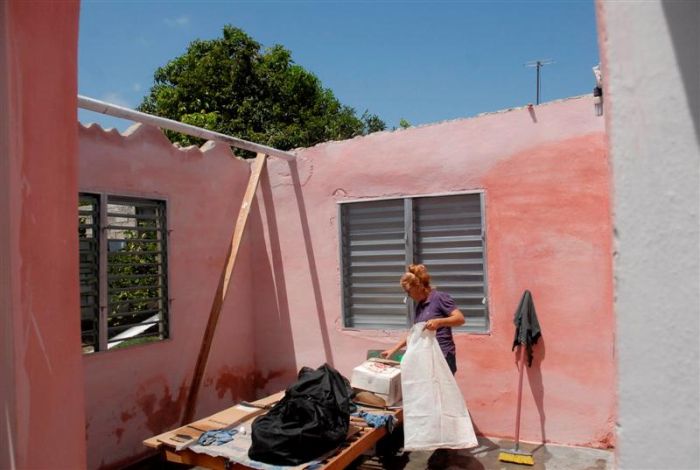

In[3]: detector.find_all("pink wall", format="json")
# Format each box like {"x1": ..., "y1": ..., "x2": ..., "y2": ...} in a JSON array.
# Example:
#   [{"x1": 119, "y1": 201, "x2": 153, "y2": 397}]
[
  {"x1": 2, "y1": 1, "x2": 615, "y2": 464},
  {"x1": 78, "y1": 124, "x2": 262, "y2": 469},
  {"x1": 0, "y1": 1, "x2": 87, "y2": 468},
  {"x1": 252, "y1": 97, "x2": 616, "y2": 448},
  {"x1": 76, "y1": 97, "x2": 613, "y2": 465}
]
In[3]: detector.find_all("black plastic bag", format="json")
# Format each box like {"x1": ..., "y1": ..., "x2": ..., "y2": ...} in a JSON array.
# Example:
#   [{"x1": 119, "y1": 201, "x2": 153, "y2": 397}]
[{"x1": 248, "y1": 363, "x2": 353, "y2": 465}]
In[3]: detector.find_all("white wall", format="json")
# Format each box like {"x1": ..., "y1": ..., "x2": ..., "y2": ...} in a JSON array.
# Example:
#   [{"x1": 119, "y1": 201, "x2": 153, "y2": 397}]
[{"x1": 597, "y1": 1, "x2": 700, "y2": 468}]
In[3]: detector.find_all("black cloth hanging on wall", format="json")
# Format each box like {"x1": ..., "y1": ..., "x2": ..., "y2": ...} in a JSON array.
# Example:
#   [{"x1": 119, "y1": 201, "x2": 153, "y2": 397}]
[{"x1": 511, "y1": 290, "x2": 542, "y2": 367}]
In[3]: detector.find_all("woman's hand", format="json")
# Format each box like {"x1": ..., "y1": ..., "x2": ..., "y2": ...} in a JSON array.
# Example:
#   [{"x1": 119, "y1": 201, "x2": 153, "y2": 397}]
[
  {"x1": 380, "y1": 349, "x2": 395, "y2": 359},
  {"x1": 381, "y1": 336, "x2": 408, "y2": 359}
]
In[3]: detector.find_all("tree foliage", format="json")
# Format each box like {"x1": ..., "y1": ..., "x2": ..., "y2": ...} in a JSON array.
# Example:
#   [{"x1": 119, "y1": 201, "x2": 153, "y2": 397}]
[
  {"x1": 107, "y1": 227, "x2": 164, "y2": 349},
  {"x1": 139, "y1": 26, "x2": 385, "y2": 154}
]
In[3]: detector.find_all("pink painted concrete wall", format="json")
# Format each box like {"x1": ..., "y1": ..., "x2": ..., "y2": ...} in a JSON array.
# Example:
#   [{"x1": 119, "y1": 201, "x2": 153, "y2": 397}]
[
  {"x1": 252, "y1": 96, "x2": 616, "y2": 448},
  {"x1": 597, "y1": 1, "x2": 699, "y2": 466},
  {"x1": 0, "y1": 1, "x2": 87, "y2": 468},
  {"x1": 76, "y1": 96, "x2": 613, "y2": 465},
  {"x1": 78, "y1": 124, "x2": 262, "y2": 469},
  {"x1": 2, "y1": 1, "x2": 614, "y2": 464}
]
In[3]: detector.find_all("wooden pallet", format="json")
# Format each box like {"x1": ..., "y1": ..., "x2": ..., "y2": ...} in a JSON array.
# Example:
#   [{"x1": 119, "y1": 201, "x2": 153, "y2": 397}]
[
  {"x1": 144, "y1": 392, "x2": 402, "y2": 470},
  {"x1": 312, "y1": 409, "x2": 402, "y2": 470}
]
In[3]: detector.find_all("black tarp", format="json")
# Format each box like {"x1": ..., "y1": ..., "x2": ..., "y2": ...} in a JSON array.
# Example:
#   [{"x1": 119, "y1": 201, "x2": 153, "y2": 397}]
[{"x1": 248, "y1": 363, "x2": 354, "y2": 465}]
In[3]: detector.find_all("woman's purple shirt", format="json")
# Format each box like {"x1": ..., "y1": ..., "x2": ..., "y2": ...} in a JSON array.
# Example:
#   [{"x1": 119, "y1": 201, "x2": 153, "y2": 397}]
[{"x1": 414, "y1": 289, "x2": 457, "y2": 356}]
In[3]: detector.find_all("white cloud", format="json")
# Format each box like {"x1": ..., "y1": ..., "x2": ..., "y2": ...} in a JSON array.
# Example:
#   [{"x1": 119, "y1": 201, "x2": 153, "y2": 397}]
[
  {"x1": 136, "y1": 36, "x2": 152, "y2": 47},
  {"x1": 132, "y1": 83, "x2": 142, "y2": 92},
  {"x1": 164, "y1": 15, "x2": 190, "y2": 27},
  {"x1": 101, "y1": 92, "x2": 131, "y2": 108}
]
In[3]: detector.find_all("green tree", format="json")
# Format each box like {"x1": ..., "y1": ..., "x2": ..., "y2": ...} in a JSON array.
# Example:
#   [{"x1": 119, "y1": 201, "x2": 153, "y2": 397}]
[
  {"x1": 139, "y1": 26, "x2": 385, "y2": 154},
  {"x1": 399, "y1": 118, "x2": 411, "y2": 129}
]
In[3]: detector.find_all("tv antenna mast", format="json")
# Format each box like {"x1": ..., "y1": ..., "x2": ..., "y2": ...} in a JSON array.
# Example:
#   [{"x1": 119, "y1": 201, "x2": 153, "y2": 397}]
[{"x1": 525, "y1": 59, "x2": 554, "y2": 105}]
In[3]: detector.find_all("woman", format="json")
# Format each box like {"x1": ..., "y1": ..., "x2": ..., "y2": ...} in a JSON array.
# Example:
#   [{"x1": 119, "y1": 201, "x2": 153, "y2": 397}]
[{"x1": 381, "y1": 264, "x2": 465, "y2": 374}]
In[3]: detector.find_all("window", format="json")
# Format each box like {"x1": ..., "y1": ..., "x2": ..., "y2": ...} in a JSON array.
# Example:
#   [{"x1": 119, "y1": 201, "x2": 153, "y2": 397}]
[
  {"x1": 339, "y1": 192, "x2": 488, "y2": 332},
  {"x1": 78, "y1": 193, "x2": 169, "y2": 353}
]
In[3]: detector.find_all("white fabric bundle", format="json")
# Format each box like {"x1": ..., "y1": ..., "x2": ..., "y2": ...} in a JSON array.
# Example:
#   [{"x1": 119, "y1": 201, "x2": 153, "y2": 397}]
[{"x1": 401, "y1": 322, "x2": 478, "y2": 451}]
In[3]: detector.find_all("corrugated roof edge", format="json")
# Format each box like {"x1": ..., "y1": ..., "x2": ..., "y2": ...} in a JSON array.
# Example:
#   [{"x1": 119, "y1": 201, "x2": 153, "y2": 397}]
[{"x1": 78, "y1": 121, "x2": 248, "y2": 161}]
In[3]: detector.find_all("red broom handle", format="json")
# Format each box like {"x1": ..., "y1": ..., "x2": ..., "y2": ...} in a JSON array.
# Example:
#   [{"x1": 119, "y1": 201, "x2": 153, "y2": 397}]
[{"x1": 514, "y1": 344, "x2": 526, "y2": 448}]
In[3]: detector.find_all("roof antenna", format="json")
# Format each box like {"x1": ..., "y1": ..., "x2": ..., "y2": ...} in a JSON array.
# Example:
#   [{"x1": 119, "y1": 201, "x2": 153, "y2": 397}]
[{"x1": 525, "y1": 59, "x2": 555, "y2": 105}]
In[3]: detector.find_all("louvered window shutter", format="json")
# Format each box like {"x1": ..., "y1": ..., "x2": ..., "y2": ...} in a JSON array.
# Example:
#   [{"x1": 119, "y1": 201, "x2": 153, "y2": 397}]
[
  {"x1": 79, "y1": 193, "x2": 101, "y2": 352},
  {"x1": 340, "y1": 193, "x2": 488, "y2": 332},
  {"x1": 415, "y1": 194, "x2": 489, "y2": 332},
  {"x1": 340, "y1": 199, "x2": 410, "y2": 328}
]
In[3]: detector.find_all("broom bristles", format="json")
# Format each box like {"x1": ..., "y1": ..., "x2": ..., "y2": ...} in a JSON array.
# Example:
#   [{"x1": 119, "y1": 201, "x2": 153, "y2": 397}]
[{"x1": 498, "y1": 449, "x2": 535, "y2": 466}]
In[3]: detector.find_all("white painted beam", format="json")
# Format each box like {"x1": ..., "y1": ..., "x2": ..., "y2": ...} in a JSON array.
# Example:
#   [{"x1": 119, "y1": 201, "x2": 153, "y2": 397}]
[{"x1": 78, "y1": 95, "x2": 296, "y2": 161}]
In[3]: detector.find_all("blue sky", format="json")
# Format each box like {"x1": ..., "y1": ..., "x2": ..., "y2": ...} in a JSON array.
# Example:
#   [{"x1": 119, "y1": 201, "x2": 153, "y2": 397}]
[{"x1": 78, "y1": 0, "x2": 600, "y2": 132}]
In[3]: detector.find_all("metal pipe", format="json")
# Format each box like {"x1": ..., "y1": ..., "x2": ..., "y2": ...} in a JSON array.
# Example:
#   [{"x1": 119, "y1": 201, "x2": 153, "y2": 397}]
[
  {"x1": 78, "y1": 95, "x2": 296, "y2": 161},
  {"x1": 536, "y1": 62, "x2": 541, "y2": 105}
]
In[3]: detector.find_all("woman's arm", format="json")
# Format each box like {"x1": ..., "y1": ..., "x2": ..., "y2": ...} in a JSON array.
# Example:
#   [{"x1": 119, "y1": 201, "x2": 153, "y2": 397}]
[
  {"x1": 425, "y1": 308, "x2": 465, "y2": 330},
  {"x1": 380, "y1": 335, "x2": 408, "y2": 358}
]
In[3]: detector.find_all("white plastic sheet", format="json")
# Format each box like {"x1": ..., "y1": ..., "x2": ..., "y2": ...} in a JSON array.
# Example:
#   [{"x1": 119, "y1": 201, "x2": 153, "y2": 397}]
[{"x1": 401, "y1": 322, "x2": 478, "y2": 451}]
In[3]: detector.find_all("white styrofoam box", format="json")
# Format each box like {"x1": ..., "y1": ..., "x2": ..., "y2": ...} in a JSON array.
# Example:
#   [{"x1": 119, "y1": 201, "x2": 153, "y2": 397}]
[{"x1": 351, "y1": 360, "x2": 402, "y2": 406}]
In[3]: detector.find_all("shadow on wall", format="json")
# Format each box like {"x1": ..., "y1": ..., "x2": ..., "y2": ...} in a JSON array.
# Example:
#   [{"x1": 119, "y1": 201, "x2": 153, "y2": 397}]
[
  {"x1": 662, "y1": 1, "x2": 700, "y2": 146},
  {"x1": 249, "y1": 172, "x2": 298, "y2": 393},
  {"x1": 505, "y1": 335, "x2": 548, "y2": 448},
  {"x1": 527, "y1": 336, "x2": 547, "y2": 446},
  {"x1": 250, "y1": 159, "x2": 336, "y2": 395},
  {"x1": 289, "y1": 160, "x2": 334, "y2": 366}
]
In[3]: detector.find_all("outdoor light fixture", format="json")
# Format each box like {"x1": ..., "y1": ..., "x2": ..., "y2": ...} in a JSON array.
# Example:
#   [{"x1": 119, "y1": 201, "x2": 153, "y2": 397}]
[
  {"x1": 593, "y1": 86, "x2": 603, "y2": 116},
  {"x1": 592, "y1": 65, "x2": 604, "y2": 116}
]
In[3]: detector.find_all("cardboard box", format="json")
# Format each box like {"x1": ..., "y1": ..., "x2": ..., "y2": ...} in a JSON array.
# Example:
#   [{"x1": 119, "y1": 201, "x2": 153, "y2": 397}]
[{"x1": 350, "y1": 359, "x2": 402, "y2": 406}]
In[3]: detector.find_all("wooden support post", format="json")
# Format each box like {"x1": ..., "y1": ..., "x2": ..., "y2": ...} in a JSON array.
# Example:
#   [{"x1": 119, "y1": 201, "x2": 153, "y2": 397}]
[{"x1": 182, "y1": 152, "x2": 268, "y2": 425}]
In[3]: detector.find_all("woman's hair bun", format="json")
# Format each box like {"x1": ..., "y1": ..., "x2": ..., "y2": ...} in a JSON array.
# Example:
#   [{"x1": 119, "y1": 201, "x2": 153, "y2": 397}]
[{"x1": 407, "y1": 264, "x2": 430, "y2": 287}]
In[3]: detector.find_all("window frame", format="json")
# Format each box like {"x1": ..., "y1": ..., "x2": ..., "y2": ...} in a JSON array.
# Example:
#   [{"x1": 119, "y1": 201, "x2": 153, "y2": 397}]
[
  {"x1": 78, "y1": 191, "x2": 171, "y2": 353},
  {"x1": 338, "y1": 190, "x2": 490, "y2": 334}
]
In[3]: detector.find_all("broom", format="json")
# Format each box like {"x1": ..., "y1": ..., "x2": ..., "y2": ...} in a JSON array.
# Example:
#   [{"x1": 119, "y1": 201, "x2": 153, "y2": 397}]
[{"x1": 498, "y1": 345, "x2": 535, "y2": 465}]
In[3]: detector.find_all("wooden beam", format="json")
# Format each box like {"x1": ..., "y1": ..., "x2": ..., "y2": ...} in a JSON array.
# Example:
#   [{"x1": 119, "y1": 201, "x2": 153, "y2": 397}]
[{"x1": 182, "y1": 152, "x2": 269, "y2": 424}]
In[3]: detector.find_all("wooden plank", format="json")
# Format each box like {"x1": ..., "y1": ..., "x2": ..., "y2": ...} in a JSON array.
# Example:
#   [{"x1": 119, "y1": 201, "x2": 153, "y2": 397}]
[
  {"x1": 221, "y1": 152, "x2": 268, "y2": 299},
  {"x1": 321, "y1": 409, "x2": 403, "y2": 470},
  {"x1": 157, "y1": 421, "x2": 375, "y2": 470},
  {"x1": 144, "y1": 391, "x2": 285, "y2": 450},
  {"x1": 165, "y1": 449, "x2": 228, "y2": 470},
  {"x1": 181, "y1": 152, "x2": 269, "y2": 425}
]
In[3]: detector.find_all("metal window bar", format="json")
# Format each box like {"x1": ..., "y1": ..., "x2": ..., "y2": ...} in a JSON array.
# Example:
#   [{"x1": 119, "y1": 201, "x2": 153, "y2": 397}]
[
  {"x1": 79, "y1": 194, "x2": 100, "y2": 352},
  {"x1": 108, "y1": 319, "x2": 161, "y2": 334},
  {"x1": 108, "y1": 262, "x2": 161, "y2": 269},
  {"x1": 108, "y1": 309, "x2": 163, "y2": 320},
  {"x1": 104, "y1": 195, "x2": 169, "y2": 349},
  {"x1": 106, "y1": 238, "x2": 162, "y2": 244},
  {"x1": 105, "y1": 213, "x2": 165, "y2": 220},
  {"x1": 108, "y1": 250, "x2": 165, "y2": 257},
  {"x1": 110, "y1": 297, "x2": 164, "y2": 307},
  {"x1": 108, "y1": 273, "x2": 166, "y2": 281}
]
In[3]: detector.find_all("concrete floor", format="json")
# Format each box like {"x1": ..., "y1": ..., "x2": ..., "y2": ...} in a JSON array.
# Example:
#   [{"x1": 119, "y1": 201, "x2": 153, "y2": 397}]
[
  {"x1": 355, "y1": 435, "x2": 614, "y2": 470},
  {"x1": 137, "y1": 435, "x2": 614, "y2": 470}
]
